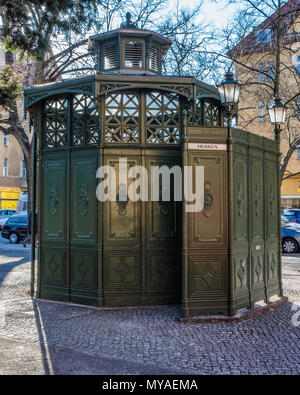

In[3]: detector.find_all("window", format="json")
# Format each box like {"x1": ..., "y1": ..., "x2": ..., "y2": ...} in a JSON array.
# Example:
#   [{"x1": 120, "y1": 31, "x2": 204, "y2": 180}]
[
  {"x1": 3, "y1": 135, "x2": 8, "y2": 147},
  {"x1": 72, "y1": 94, "x2": 99, "y2": 145},
  {"x1": 258, "y1": 102, "x2": 265, "y2": 123},
  {"x1": 43, "y1": 95, "x2": 100, "y2": 149},
  {"x1": 44, "y1": 97, "x2": 68, "y2": 148},
  {"x1": 103, "y1": 44, "x2": 117, "y2": 70},
  {"x1": 267, "y1": 62, "x2": 275, "y2": 82},
  {"x1": 256, "y1": 29, "x2": 271, "y2": 44},
  {"x1": 203, "y1": 100, "x2": 221, "y2": 126},
  {"x1": 105, "y1": 92, "x2": 140, "y2": 143},
  {"x1": 149, "y1": 46, "x2": 159, "y2": 72},
  {"x1": 146, "y1": 92, "x2": 180, "y2": 144},
  {"x1": 3, "y1": 159, "x2": 8, "y2": 176},
  {"x1": 258, "y1": 63, "x2": 265, "y2": 83},
  {"x1": 7, "y1": 216, "x2": 27, "y2": 224},
  {"x1": 124, "y1": 41, "x2": 143, "y2": 68},
  {"x1": 21, "y1": 160, "x2": 26, "y2": 178}
]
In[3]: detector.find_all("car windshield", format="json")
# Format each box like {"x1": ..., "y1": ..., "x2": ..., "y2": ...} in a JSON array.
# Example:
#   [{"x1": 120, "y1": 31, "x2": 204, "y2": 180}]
[{"x1": 283, "y1": 211, "x2": 295, "y2": 216}]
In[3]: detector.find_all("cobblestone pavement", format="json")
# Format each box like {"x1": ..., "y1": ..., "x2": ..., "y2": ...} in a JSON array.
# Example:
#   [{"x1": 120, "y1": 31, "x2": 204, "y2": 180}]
[{"x1": 0, "y1": 238, "x2": 299, "y2": 375}]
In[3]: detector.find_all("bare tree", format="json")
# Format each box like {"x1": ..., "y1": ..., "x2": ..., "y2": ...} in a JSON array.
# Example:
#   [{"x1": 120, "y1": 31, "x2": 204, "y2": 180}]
[
  {"x1": 157, "y1": 1, "x2": 220, "y2": 80},
  {"x1": 218, "y1": 0, "x2": 300, "y2": 181}
]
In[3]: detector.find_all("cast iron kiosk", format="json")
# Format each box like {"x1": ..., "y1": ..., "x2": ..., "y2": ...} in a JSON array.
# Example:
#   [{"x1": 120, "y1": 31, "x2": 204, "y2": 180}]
[{"x1": 24, "y1": 17, "x2": 283, "y2": 318}]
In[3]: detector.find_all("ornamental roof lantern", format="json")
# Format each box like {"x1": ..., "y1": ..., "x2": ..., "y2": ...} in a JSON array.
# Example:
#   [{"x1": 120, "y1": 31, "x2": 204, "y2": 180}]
[{"x1": 88, "y1": 13, "x2": 172, "y2": 75}]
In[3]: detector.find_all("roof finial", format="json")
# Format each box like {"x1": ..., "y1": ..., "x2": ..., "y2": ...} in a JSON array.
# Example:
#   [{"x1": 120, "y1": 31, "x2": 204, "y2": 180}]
[{"x1": 120, "y1": 12, "x2": 138, "y2": 29}]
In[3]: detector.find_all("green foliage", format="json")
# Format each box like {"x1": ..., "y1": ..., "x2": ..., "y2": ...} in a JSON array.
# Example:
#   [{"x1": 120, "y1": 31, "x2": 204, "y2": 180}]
[
  {"x1": 0, "y1": 66, "x2": 22, "y2": 110},
  {"x1": 0, "y1": 0, "x2": 97, "y2": 60}
]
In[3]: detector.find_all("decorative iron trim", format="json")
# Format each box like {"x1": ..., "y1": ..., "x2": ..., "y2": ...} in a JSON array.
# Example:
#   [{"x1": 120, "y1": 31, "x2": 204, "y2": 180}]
[
  {"x1": 203, "y1": 182, "x2": 214, "y2": 217},
  {"x1": 255, "y1": 184, "x2": 261, "y2": 216},
  {"x1": 97, "y1": 81, "x2": 193, "y2": 99},
  {"x1": 25, "y1": 82, "x2": 95, "y2": 109},
  {"x1": 237, "y1": 183, "x2": 245, "y2": 217},
  {"x1": 79, "y1": 184, "x2": 89, "y2": 216},
  {"x1": 49, "y1": 184, "x2": 58, "y2": 216}
]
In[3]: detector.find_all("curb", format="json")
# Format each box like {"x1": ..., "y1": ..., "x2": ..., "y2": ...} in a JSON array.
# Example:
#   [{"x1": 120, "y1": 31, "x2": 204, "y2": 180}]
[{"x1": 180, "y1": 296, "x2": 289, "y2": 324}]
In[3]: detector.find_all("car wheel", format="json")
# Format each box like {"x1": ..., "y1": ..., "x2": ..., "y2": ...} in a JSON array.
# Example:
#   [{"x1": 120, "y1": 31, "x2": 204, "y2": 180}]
[
  {"x1": 9, "y1": 232, "x2": 19, "y2": 244},
  {"x1": 282, "y1": 238, "x2": 298, "y2": 253}
]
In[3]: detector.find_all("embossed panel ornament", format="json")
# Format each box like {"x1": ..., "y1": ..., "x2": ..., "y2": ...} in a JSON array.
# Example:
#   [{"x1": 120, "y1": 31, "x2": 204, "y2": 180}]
[
  {"x1": 49, "y1": 184, "x2": 58, "y2": 216},
  {"x1": 203, "y1": 182, "x2": 214, "y2": 217},
  {"x1": 79, "y1": 184, "x2": 89, "y2": 216}
]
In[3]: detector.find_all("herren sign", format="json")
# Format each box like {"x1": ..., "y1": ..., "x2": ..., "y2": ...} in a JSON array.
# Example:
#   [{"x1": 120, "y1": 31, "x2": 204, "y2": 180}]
[{"x1": 188, "y1": 143, "x2": 227, "y2": 150}]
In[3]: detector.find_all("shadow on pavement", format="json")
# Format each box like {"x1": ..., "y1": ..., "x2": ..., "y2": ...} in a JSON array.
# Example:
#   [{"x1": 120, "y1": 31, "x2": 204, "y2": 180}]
[
  {"x1": 0, "y1": 254, "x2": 30, "y2": 288},
  {"x1": 31, "y1": 298, "x2": 188, "y2": 375}
]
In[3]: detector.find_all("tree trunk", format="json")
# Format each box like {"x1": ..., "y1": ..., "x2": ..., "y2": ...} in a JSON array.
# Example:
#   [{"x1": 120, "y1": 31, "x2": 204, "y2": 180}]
[{"x1": 25, "y1": 156, "x2": 32, "y2": 213}]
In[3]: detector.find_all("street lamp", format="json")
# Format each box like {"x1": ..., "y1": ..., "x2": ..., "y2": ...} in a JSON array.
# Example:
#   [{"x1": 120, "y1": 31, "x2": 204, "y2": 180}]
[
  {"x1": 268, "y1": 97, "x2": 286, "y2": 142},
  {"x1": 217, "y1": 71, "x2": 240, "y2": 127}
]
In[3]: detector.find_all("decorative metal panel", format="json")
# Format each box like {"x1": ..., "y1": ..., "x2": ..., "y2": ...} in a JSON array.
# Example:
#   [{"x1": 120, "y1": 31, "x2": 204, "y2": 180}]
[
  {"x1": 147, "y1": 250, "x2": 180, "y2": 289},
  {"x1": 103, "y1": 254, "x2": 141, "y2": 289},
  {"x1": 146, "y1": 92, "x2": 180, "y2": 143},
  {"x1": 41, "y1": 248, "x2": 68, "y2": 286},
  {"x1": 42, "y1": 158, "x2": 68, "y2": 242},
  {"x1": 70, "y1": 249, "x2": 98, "y2": 289},
  {"x1": 250, "y1": 157, "x2": 264, "y2": 241},
  {"x1": 43, "y1": 94, "x2": 100, "y2": 149},
  {"x1": 147, "y1": 159, "x2": 180, "y2": 241},
  {"x1": 234, "y1": 256, "x2": 248, "y2": 289},
  {"x1": 189, "y1": 153, "x2": 226, "y2": 247},
  {"x1": 70, "y1": 153, "x2": 98, "y2": 243},
  {"x1": 233, "y1": 154, "x2": 248, "y2": 242},
  {"x1": 72, "y1": 94, "x2": 99, "y2": 145},
  {"x1": 267, "y1": 249, "x2": 279, "y2": 281},
  {"x1": 203, "y1": 100, "x2": 221, "y2": 126},
  {"x1": 44, "y1": 97, "x2": 68, "y2": 148},
  {"x1": 251, "y1": 253, "x2": 264, "y2": 286},
  {"x1": 189, "y1": 257, "x2": 226, "y2": 296},
  {"x1": 104, "y1": 93, "x2": 140, "y2": 143},
  {"x1": 187, "y1": 98, "x2": 222, "y2": 127},
  {"x1": 104, "y1": 159, "x2": 139, "y2": 241}
]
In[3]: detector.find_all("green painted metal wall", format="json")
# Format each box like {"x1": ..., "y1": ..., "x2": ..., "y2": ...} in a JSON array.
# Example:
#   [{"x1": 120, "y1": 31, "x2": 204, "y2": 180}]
[{"x1": 183, "y1": 126, "x2": 281, "y2": 317}]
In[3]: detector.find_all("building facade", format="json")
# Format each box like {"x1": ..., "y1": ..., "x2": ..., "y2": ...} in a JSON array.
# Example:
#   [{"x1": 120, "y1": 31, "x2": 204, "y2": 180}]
[
  {"x1": 0, "y1": 47, "x2": 37, "y2": 206},
  {"x1": 232, "y1": 0, "x2": 300, "y2": 208}
]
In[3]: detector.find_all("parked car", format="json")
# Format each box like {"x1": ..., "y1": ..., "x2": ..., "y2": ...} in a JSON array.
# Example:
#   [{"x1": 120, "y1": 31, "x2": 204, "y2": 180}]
[
  {"x1": 1, "y1": 214, "x2": 28, "y2": 244},
  {"x1": 16, "y1": 193, "x2": 28, "y2": 215},
  {"x1": 0, "y1": 209, "x2": 17, "y2": 227},
  {"x1": 281, "y1": 216, "x2": 300, "y2": 253},
  {"x1": 282, "y1": 209, "x2": 300, "y2": 224}
]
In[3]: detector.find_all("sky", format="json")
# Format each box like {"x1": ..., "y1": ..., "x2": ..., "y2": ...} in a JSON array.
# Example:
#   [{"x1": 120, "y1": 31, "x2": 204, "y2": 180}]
[{"x1": 189, "y1": 0, "x2": 238, "y2": 27}]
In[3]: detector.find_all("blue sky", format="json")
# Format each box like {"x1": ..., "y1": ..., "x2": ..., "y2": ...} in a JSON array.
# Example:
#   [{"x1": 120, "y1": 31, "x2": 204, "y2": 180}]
[{"x1": 189, "y1": 0, "x2": 238, "y2": 27}]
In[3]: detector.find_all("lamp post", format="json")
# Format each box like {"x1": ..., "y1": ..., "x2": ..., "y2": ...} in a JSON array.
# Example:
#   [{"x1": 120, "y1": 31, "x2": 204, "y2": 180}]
[
  {"x1": 268, "y1": 96, "x2": 286, "y2": 298},
  {"x1": 267, "y1": 96, "x2": 286, "y2": 143},
  {"x1": 217, "y1": 70, "x2": 240, "y2": 316},
  {"x1": 217, "y1": 70, "x2": 241, "y2": 127}
]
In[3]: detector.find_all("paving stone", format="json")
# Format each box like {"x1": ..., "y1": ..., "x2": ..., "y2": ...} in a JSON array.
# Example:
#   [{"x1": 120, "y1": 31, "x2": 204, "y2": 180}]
[{"x1": 0, "y1": 245, "x2": 300, "y2": 375}]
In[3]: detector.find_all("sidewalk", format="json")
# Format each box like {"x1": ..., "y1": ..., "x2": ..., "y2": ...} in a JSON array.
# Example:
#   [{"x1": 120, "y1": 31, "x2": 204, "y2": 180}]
[{"x1": 0, "y1": 247, "x2": 299, "y2": 375}]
